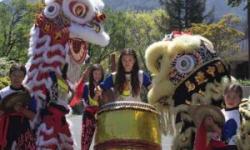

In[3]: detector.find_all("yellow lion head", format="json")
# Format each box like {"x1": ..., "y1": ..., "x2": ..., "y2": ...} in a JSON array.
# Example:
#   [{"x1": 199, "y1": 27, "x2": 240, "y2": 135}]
[{"x1": 145, "y1": 34, "x2": 230, "y2": 107}]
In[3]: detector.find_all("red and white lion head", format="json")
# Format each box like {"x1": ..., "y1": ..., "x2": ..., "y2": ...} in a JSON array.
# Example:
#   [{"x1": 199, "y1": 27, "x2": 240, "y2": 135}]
[{"x1": 24, "y1": 0, "x2": 109, "y2": 103}]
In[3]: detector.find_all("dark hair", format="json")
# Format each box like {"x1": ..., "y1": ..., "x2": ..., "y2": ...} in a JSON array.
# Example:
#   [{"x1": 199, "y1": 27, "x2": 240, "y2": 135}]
[
  {"x1": 115, "y1": 48, "x2": 140, "y2": 96},
  {"x1": 9, "y1": 63, "x2": 26, "y2": 76},
  {"x1": 224, "y1": 83, "x2": 243, "y2": 99},
  {"x1": 89, "y1": 64, "x2": 104, "y2": 98}
]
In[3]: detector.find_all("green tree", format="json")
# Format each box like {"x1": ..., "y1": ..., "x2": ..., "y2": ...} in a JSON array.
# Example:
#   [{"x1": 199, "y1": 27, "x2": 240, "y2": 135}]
[
  {"x1": 89, "y1": 9, "x2": 166, "y2": 72},
  {"x1": 227, "y1": 0, "x2": 249, "y2": 7},
  {"x1": 0, "y1": 0, "x2": 40, "y2": 63},
  {"x1": 189, "y1": 14, "x2": 244, "y2": 55},
  {"x1": 126, "y1": 9, "x2": 166, "y2": 70},
  {"x1": 227, "y1": 0, "x2": 250, "y2": 78},
  {"x1": 159, "y1": 0, "x2": 213, "y2": 32}
]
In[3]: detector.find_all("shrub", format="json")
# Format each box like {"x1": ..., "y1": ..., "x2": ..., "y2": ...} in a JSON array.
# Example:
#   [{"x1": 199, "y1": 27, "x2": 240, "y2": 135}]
[
  {"x1": 0, "y1": 76, "x2": 10, "y2": 89},
  {"x1": 238, "y1": 80, "x2": 250, "y2": 86}
]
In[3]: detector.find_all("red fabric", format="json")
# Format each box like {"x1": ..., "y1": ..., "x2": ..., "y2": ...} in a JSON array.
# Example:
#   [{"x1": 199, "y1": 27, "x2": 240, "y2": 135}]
[
  {"x1": 194, "y1": 121, "x2": 227, "y2": 150},
  {"x1": 38, "y1": 106, "x2": 73, "y2": 149},
  {"x1": 172, "y1": 31, "x2": 192, "y2": 38},
  {"x1": 0, "y1": 114, "x2": 9, "y2": 148},
  {"x1": 208, "y1": 139, "x2": 227, "y2": 149},
  {"x1": 69, "y1": 80, "x2": 85, "y2": 107},
  {"x1": 194, "y1": 121, "x2": 208, "y2": 150},
  {"x1": 85, "y1": 106, "x2": 99, "y2": 114},
  {"x1": 0, "y1": 112, "x2": 24, "y2": 148}
]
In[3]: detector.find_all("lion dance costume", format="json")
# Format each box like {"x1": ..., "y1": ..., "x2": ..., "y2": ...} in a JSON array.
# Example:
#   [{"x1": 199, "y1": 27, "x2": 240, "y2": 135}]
[
  {"x1": 145, "y1": 32, "x2": 232, "y2": 149},
  {"x1": 24, "y1": 0, "x2": 109, "y2": 149},
  {"x1": 145, "y1": 32, "x2": 250, "y2": 149}
]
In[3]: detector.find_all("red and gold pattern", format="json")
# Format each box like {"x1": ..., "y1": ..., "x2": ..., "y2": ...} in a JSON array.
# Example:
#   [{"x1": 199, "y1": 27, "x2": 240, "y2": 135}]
[{"x1": 24, "y1": 0, "x2": 109, "y2": 149}]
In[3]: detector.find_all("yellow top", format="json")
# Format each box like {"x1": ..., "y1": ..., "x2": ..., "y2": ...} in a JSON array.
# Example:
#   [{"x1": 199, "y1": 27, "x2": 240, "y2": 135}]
[{"x1": 89, "y1": 95, "x2": 99, "y2": 106}]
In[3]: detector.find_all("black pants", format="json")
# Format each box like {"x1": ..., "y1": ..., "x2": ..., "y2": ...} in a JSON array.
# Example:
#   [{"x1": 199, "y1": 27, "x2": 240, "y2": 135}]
[{"x1": 81, "y1": 106, "x2": 98, "y2": 150}]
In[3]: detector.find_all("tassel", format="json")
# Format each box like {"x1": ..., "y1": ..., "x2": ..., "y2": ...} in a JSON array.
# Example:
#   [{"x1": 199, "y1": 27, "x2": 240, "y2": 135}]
[
  {"x1": 194, "y1": 121, "x2": 208, "y2": 150},
  {"x1": 69, "y1": 79, "x2": 85, "y2": 107}
]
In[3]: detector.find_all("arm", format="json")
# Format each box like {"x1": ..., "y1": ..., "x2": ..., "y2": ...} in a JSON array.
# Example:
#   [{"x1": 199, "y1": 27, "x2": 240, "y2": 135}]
[
  {"x1": 20, "y1": 107, "x2": 36, "y2": 120},
  {"x1": 142, "y1": 72, "x2": 152, "y2": 90},
  {"x1": 99, "y1": 74, "x2": 114, "y2": 90},
  {"x1": 82, "y1": 84, "x2": 89, "y2": 106}
]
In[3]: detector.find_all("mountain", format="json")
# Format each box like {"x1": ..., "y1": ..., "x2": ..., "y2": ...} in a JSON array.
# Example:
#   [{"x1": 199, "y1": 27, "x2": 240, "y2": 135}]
[
  {"x1": 103, "y1": 0, "x2": 246, "y2": 20},
  {"x1": 103, "y1": 0, "x2": 160, "y2": 11},
  {"x1": 1, "y1": 0, "x2": 247, "y2": 21}
]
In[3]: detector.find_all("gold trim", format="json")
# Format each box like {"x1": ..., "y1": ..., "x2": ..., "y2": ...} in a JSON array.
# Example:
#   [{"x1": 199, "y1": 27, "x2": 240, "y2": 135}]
[
  {"x1": 98, "y1": 101, "x2": 160, "y2": 115},
  {"x1": 175, "y1": 58, "x2": 223, "y2": 88}
]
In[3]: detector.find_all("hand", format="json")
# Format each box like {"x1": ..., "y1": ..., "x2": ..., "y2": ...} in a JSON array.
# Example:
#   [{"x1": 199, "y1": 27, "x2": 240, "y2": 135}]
[
  {"x1": 95, "y1": 86, "x2": 102, "y2": 96},
  {"x1": 204, "y1": 116, "x2": 221, "y2": 134}
]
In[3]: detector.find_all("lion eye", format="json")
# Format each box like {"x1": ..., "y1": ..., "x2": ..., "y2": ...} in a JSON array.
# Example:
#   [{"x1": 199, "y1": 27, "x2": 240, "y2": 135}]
[
  {"x1": 43, "y1": 2, "x2": 60, "y2": 19},
  {"x1": 70, "y1": 2, "x2": 88, "y2": 18},
  {"x1": 175, "y1": 55, "x2": 195, "y2": 74}
]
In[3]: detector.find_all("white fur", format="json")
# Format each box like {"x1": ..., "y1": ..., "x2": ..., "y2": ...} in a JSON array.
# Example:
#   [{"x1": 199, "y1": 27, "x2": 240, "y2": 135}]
[
  {"x1": 44, "y1": 0, "x2": 55, "y2": 5},
  {"x1": 62, "y1": 0, "x2": 95, "y2": 25},
  {"x1": 92, "y1": 0, "x2": 105, "y2": 10},
  {"x1": 69, "y1": 23, "x2": 110, "y2": 47}
]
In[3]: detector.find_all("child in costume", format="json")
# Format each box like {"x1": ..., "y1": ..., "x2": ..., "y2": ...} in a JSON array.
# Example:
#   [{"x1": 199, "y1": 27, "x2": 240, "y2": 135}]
[
  {"x1": 78, "y1": 64, "x2": 104, "y2": 150},
  {"x1": 0, "y1": 64, "x2": 36, "y2": 149},
  {"x1": 221, "y1": 83, "x2": 242, "y2": 148},
  {"x1": 193, "y1": 105, "x2": 229, "y2": 150},
  {"x1": 99, "y1": 48, "x2": 151, "y2": 102}
]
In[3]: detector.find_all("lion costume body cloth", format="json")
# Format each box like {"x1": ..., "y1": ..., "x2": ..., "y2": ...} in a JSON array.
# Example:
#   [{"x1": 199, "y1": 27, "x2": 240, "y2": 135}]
[
  {"x1": 145, "y1": 34, "x2": 232, "y2": 149},
  {"x1": 24, "y1": 0, "x2": 109, "y2": 149}
]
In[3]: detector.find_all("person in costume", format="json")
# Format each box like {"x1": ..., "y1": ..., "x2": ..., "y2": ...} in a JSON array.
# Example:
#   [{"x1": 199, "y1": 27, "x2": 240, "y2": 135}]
[
  {"x1": 74, "y1": 64, "x2": 104, "y2": 150},
  {"x1": 193, "y1": 105, "x2": 227, "y2": 150},
  {"x1": 0, "y1": 64, "x2": 36, "y2": 149},
  {"x1": 144, "y1": 33, "x2": 232, "y2": 149},
  {"x1": 23, "y1": 0, "x2": 110, "y2": 149},
  {"x1": 99, "y1": 48, "x2": 151, "y2": 102},
  {"x1": 221, "y1": 83, "x2": 242, "y2": 148}
]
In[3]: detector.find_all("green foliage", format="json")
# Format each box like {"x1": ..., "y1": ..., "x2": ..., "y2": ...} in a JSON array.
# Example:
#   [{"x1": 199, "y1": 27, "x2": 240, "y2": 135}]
[
  {"x1": 90, "y1": 9, "x2": 166, "y2": 71},
  {"x1": 189, "y1": 14, "x2": 244, "y2": 55},
  {"x1": 159, "y1": 0, "x2": 212, "y2": 31},
  {"x1": 0, "y1": 57, "x2": 15, "y2": 76},
  {"x1": 238, "y1": 79, "x2": 250, "y2": 86},
  {"x1": 227, "y1": 0, "x2": 249, "y2": 7},
  {"x1": 0, "y1": 0, "x2": 39, "y2": 63},
  {"x1": 0, "y1": 76, "x2": 10, "y2": 89}
]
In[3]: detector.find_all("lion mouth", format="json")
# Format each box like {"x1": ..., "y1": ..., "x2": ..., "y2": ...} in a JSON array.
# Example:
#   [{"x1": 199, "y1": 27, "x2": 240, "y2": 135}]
[{"x1": 69, "y1": 38, "x2": 88, "y2": 64}]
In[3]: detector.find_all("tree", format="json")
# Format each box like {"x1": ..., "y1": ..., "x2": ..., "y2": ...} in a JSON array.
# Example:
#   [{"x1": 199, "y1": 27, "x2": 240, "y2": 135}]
[
  {"x1": 227, "y1": 0, "x2": 250, "y2": 78},
  {"x1": 0, "y1": 0, "x2": 41, "y2": 63},
  {"x1": 89, "y1": 9, "x2": 166, "y2": 72},
  {"x1": 159, "y1": 0, "x2": 213, "y2": 32},
  {"x1": 126, "y1": 9, "x2": 166, "y2": 70},
  {"x1": 189, "y1": 14, "x2": 244, "y2": 55}
]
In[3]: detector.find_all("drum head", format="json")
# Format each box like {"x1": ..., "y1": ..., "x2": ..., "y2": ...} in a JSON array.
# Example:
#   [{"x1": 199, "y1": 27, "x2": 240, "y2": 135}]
[{"x1": 0, "y1": 91, "x2": 31, "y2": 112}]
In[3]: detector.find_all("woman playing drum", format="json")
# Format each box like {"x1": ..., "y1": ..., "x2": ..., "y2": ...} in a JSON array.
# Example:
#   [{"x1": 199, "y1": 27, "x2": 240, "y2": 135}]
[{"x1": 99, "y1": 48, "x2": 152, "y2": 102}]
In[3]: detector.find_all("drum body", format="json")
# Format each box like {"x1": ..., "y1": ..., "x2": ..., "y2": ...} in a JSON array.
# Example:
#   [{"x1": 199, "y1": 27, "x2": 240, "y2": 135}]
[{"x1": 94, "y1": 101, "x2": 161, "y2": 150}]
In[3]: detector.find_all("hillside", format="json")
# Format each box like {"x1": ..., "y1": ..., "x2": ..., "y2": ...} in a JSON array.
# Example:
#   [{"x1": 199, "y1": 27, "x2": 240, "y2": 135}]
[{"x1": 1, "y1": 0, "x2": 247, "y2": 21}]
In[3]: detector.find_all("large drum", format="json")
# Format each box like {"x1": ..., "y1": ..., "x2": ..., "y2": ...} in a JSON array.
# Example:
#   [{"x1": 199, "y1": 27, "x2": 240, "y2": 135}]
[{"x1": 94, "y1": 101, "x2": 161, "y2": 150}]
